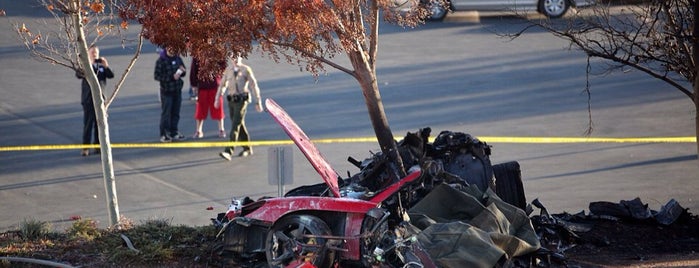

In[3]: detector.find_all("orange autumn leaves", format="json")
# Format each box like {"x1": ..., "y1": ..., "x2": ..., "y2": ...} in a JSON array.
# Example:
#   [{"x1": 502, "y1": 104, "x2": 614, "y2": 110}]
[
  {"x1": 44, "y1": 1, "x2": 105, "y2": 13},
  {"x1": 20, "y1": 0, "x2": 129, "y2": 44},
  {"x1": 119, "y1": 0, "x2": 421, "y2": 76},
  {"x1": 89, "y1": 1, "x2": 105, "y2": 13}
]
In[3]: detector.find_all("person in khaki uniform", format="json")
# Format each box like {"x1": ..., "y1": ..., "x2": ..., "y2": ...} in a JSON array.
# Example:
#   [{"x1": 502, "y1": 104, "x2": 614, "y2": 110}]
[{"x1": 215, "y1": 56, "x2": 263, "y2": 160}]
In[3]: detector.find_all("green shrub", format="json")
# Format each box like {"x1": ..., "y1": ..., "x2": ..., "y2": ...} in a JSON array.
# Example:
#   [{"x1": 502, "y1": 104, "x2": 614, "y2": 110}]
[
  {"x1": 19, "y1": 219, "x2": 51, "y2": 241},
  {"x1": 67, "y1": 219, "x2": 101, "y2": 241}
]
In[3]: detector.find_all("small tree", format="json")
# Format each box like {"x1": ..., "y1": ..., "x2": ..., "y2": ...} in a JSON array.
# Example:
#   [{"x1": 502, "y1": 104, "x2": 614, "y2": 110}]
[
  {"x1": 120, "y1": 0, "x2": 431, "y2": 177},
  {"x1": 14, "y1": 0, "x2": 144, "y2": 225},
  {"x1": 516, "y1": 0, "x2": 698, "y2": 157}
]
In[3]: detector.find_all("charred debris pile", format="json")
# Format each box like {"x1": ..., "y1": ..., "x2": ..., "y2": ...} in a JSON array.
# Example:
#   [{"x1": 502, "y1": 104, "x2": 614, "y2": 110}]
[{"x1": 213, "y1": 127, "x2": 696, "y2": 268}]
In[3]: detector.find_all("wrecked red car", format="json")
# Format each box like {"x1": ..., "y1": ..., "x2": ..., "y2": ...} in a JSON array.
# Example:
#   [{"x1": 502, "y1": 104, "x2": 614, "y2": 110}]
[{"x1": 212, "y1": 99, "x2": 530, "y2": 267}]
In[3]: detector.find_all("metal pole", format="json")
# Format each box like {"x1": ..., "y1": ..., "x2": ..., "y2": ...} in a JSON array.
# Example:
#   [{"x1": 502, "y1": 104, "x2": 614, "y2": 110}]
[{"x1": 277, "y1": 147, "x2": 284, "y2": 197}]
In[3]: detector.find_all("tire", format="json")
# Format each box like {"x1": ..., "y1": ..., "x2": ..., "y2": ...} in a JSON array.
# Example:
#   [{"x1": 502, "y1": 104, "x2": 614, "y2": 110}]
[
  {"x1": 423, "y1": 0, "x2": 449, "y2": 21},
  {"x1": 493, "y1": 161, "x2": 527, "y2": 210},
  {"x1": 360, "y1": 208, "x2": 389, "y2": 267},
  {"x1": 266, "y1": 215, "x2": 334, "y2": 268},
  {"x1": 538, "y1": 0, "x2": 569, "y2": 18}
]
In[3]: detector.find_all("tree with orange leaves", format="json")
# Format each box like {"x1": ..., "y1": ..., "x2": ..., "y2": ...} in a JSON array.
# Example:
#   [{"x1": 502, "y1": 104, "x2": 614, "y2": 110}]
[{"x1": 120, "y1": 0, "x2": 431, "y2": 177}]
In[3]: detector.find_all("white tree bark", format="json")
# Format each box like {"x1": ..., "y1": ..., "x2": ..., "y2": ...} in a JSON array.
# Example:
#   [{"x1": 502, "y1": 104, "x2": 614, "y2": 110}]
[{"x1": 70, "y1": 0, "x2": 120, "y2": 225}]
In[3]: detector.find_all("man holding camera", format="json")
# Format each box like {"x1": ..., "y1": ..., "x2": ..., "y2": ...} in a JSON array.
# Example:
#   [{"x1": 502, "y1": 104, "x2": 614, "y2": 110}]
[
  {"x1": 76, "y1": 45, "x2": 114, "y2": 156},
  {"x1": 215, "y1": 56, "x2": 263, "y2": 160}
]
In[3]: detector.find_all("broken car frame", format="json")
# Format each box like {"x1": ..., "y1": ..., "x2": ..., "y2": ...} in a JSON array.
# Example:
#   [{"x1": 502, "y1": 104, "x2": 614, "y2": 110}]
[{"x1": 212, "y1": 98, "x2": 529, "y2": 268}]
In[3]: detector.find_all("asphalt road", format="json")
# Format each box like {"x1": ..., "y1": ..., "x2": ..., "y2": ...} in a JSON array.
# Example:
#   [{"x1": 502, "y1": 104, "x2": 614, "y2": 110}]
[{"x1": 1, "y1": 2, "x2": 696, "y2": 231}]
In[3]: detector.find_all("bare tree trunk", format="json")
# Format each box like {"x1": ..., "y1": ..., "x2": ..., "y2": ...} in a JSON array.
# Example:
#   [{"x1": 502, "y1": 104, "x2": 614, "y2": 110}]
[
  {"x1": 694, "y1": 88, "x2": 699, "y2": 161},
  {"x1": 694, "y1": 1, "x2": 699, "y2": 163},
  {"x1": 347, "y1": 51, "x2": 407, "y2": 177},
  {"x1": 71, "y1": 0, "x2": 120, "y2": 225},
  {"x1": 694, "y1": 78, "x2": 699, "y2": 161}
]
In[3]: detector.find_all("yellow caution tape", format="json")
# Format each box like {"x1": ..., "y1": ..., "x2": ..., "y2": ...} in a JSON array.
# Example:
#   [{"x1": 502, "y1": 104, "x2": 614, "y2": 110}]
[
  {"x1": 0, "y1": 136, "x2": 695, "y2": 152},
  {"x1": 477, "y1": 136, "x2": 697, "y2": 143}
]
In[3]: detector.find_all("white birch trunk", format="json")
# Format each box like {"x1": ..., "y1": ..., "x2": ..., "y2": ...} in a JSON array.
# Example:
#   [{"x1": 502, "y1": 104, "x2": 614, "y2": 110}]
[{"x1": 70, "y1": 0, "x2": 120, "y2": 225}]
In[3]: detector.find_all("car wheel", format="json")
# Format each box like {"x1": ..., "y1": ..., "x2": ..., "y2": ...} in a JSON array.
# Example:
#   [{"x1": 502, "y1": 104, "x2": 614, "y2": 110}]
[
  {"x1": 493, "y1": 161, "x2": 527, "y2": 210},
  {"x1": 360, "y1": 208, "x2": 390, "y2": 266},
  {"x1": 538, "y1": 0, "x2": 569, "y2": 18},
  {"x1": 423, "y1": 0, "x2": 449, "y2": 21},
  {"x1": 266, "y1": 215, "x2": 334, "y2": 268}
]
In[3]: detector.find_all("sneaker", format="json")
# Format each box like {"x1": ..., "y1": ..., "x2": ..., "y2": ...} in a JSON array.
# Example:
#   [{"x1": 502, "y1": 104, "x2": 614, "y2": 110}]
[
  {"x1": 219, "y1": 130, "x2": 227, "y2": 138},
  {"x1": 160, "y1": 135, "x2": 172, "y2": 142},
  {"x1": 92, "y1": 148, "x2": 101, "y2": 155},
  {"x1": 238, "y1": 150, "x2": 253, "y2": 157},
  {"x1": 219, "y1": 151, "x2": 232, "y2": 161},
  {"x1": 81, "y1": 149, "x2": 89, "y2": 156},
  {"x1": 171, "y1": 133, "x2": 185, "y2": 141},
  {"x1": 192, "y1": 131, "x2": 203, "y2": 139}
]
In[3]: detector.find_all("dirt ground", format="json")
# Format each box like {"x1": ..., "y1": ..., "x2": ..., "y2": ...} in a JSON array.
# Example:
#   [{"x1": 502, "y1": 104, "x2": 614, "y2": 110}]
[
  {"x1": 1, "y1": 209, "x2": 698, "y2": 267},
  {"x1": 556, "y1": 211, "x2": 699, "y2": 268}
]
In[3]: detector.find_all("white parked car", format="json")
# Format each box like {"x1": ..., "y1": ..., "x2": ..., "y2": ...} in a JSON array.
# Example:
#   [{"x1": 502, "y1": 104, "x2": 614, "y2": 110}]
[{"x1": 395, "y1": 0, "x2": 595, "y2": 20}]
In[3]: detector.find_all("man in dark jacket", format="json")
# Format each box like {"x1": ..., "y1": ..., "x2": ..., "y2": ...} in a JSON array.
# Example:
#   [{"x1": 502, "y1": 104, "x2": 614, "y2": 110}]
[
  {"x1": 154, "y1": 46, "x2": 186, "y2": 142},
  {"x1": 76, "y1": 45, "x2": 114, "y2": 156}
]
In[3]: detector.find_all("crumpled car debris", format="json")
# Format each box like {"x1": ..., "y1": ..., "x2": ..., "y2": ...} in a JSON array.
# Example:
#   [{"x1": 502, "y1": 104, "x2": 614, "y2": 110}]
[
  {"x1": 214, "y1": 99, "x2": 696, "y2": 268},
  {"x1": 214, "y1": 124, "x2": 542, "y2": 267},
  {"x1": 213, "y1": 99, "x2": 540, "y2": 268},
  {"x1": 589, "y1": 197, "x2": 686, "y2": 225},
  {"x1": 409, "y1": 184, "x2": 540, "y2": 268},
  {"x1": 528, "y1": 197, "x2": 692, "y2": 266}
]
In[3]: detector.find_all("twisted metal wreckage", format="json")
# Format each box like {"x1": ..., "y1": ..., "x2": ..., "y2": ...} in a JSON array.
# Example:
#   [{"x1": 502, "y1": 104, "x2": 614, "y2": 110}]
[{"x1": 211, "y1": 98, "x2": 544, "y2": 268}]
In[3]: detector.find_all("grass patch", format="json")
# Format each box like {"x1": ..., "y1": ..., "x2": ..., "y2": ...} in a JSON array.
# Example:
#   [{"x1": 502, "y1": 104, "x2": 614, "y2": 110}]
[
  {"x1": 67, "y1": 219, "x2": 100, "y2": 241},
  {"x1": 19, "y1": 219, "x2": 52, "y2": 241},
  {"x1": 0, "y1": 217, "x2": 221, "y2": 267}
]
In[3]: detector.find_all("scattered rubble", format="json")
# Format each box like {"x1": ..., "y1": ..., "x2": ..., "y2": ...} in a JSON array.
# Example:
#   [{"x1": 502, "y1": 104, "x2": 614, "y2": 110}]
[
  {"x1": 210, "y1": 100, "x2": 699, "y2": 268},
  {"x1": 212, "y1": 100, "x2": 538, "y2": 267},
  {"x1": 528, "y1": 197, "x2": 699, "y2": 267},
  {"x1": 4, "y1": 99, "x2": 696, "y2": 267}
]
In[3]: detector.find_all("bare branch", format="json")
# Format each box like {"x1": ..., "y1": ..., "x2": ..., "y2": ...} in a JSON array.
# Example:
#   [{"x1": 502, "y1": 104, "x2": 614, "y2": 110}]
[
  {"x1": 583, "y1": 57, "x2": 594, "y2": 136},
  {"x1": 368, "y1": 0, "x2": 379, "y2": 72},
  {"x1": 106, "y1": 31, "x2": 144, "y2": 108},
  {"x1": 267, "y1": 38, "x2": 355, "y2": 77},
  {"x1": 501, "y1": 0, "x2": 696, "y2": 139},
  {"x1": 520, "y1": 2, "x2": 694, "y2": 100}
]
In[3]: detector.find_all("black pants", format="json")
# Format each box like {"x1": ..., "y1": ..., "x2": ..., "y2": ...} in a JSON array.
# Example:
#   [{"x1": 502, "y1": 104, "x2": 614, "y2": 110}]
[
  {"x1": 82, "y1": 103, "x2": 99, "y2": 146},
  {"x1": 160, "y1": 89, "x2": 182, "y2": 137}
]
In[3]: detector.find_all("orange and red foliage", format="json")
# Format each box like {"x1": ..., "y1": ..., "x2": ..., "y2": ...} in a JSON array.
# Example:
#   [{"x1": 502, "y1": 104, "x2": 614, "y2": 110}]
[{"x1": 118, "y1": 0, "x2": 425, "y2": 78}]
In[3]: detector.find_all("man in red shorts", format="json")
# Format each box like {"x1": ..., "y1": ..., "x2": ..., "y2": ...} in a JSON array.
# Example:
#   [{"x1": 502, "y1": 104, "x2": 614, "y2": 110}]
[{"x1": 190, "y1": 57, "x2": 227, "y2": 138}]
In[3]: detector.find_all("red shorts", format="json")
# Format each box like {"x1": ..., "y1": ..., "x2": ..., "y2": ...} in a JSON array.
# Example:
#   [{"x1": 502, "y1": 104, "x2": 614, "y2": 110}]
[{"x1": 194, "y1": 89, "x2": 225, "y2": 120}]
